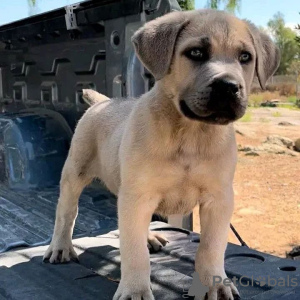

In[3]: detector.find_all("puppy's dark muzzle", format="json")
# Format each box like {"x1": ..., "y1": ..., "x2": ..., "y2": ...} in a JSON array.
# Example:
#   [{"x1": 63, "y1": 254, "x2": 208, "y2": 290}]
[
  {"x1": 208, "y1": 79, "x2": 241, "y2": 111},
  {"x1": 180, "y1": 79, "x2": 243, "y2": 125}
]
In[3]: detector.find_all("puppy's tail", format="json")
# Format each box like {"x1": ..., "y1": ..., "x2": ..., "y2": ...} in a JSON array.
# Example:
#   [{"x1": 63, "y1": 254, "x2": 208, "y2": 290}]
[{"x1": 82, "y1": 89, "x2": 110, "y2": 106}]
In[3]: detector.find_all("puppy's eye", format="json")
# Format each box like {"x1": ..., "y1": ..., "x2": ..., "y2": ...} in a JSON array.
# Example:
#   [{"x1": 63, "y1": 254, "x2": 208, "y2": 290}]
[
  {"x1": 239, "y1": 52, "x2": 252, "y2": 64},
  {"x1": 185, "y1": 48, "x2": 208, "y2": 61}
]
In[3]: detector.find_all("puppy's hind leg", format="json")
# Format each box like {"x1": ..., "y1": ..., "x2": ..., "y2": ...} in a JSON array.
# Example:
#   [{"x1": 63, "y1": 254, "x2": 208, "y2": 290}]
[
  {"x1": 43, "y1": 157, "x2": 92, "y2": 264},
  {"x1": 112, "y1": 231, "x2": 168, "y2": 253},
  {"x1": 147, "y1": 231, "x2": 169, "y2": 253}
]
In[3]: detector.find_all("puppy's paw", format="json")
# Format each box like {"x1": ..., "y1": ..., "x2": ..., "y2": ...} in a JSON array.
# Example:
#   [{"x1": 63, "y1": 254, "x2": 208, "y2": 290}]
[
  {"x1": 205, "y1": 281, "x2": 240, "y2": 300},
  {"x1": 113, "y1": 283, "x2": 154, "y2": 300},
  {"x1": 147, "y1": 231, "x2": 169, "y2": 253},
  {"x1": 43, "y1": 239, "x2": 78, "y2": 264}
]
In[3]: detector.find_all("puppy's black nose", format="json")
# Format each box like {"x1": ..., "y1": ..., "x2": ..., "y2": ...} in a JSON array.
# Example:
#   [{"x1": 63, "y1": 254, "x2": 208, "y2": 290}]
[
  {"x1": 209, "y1": 79, "x2": 241, "y2": 110},
  {"x1": 211, "y1": 79, "x2": 240, "y2": 96}
]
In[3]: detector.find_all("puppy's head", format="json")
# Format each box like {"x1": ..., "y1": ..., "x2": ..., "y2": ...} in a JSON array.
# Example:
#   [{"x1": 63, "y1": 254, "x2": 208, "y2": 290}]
[{"x1": 132, "y1": 10, "x2": 280, "y2": 125}]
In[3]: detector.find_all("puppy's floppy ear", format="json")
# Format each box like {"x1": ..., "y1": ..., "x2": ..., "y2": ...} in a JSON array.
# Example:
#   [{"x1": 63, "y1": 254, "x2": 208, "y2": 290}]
[
  {"x1": 245, "y1": 21, "x2": 280, "y2": 89},
  {"x1": 131, "y1": 12, "x2": 188, "y2": 80}
]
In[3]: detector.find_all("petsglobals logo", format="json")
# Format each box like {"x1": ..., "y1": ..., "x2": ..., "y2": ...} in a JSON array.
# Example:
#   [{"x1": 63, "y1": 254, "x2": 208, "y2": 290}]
[
  {"x1": 182, "y1": 272, "x2": 299, "y2": 299},
  {"x1": 186, "y1": 272, "x2": 209, "y2": 298},
  {"x1": 213, "y1": 275, "x2": 298, "y2": 288}
]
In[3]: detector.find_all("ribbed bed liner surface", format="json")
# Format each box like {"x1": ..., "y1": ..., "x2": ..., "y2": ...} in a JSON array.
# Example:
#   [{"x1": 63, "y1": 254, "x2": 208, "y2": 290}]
[
  {"x1": 1, "y1": 222, "x2": 300, "y2": 300},
  {"x1": 0, "y1": 184, "x2": 118, "y2": 253},
  {"x1": 1, "y1": 186, "x2": 300, "y2": 299}
]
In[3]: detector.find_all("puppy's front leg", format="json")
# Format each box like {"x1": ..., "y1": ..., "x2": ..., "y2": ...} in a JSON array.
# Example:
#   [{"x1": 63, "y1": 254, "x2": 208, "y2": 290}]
[
  {"x1": 113, "y1": 190, "x2": 158, "y2": 300},
  {"x1": 196, "y1": 187, "x2": 240, "y2": 300}
]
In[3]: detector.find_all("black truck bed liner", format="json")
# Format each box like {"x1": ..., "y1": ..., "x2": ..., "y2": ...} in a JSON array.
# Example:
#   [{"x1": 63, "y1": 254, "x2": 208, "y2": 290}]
[
  {"x1": 0, "y1": 184, "x2": 118, "y2": 253},
  {"x1": 1, "y1": 222, "x2": 300, "y2": 300}
]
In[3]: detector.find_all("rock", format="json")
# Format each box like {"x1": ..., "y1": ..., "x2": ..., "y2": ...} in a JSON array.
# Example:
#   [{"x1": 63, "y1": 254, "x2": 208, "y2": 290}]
[
  {"x1": 238, "y1": 145, "x2": 258, "y2": 152},
  {"x1": 245, "y1": 151, "x2": 259, "y2": 156},
  {"x1": 278, "y1": 121, "x2": 294, "y2": 126},
  {"x1": 238, "y1": 144, "x2": 298, "y2": 156},
  {"x1": 295, "y1": 138, "x2": 300, "y2": 152},
  {"x1": 260, "y1": 144, "x2": 297, "y2": 156},
  {"x1": 286, "y1": 246, "x2": 300, "y2": 260},
  {"x1": 264, "y1": 135, "x2": 294, "y2": 149}
]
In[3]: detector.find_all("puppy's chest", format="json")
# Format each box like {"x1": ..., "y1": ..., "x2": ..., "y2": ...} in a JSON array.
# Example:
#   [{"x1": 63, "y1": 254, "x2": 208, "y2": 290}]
[
  {"x1": 154, "y1": 150, "x2": 206, "y2": 216},
  {"x1": 170, "y1": 142, "x2": 206, "y2": 175},
  {"x1": 174, "y1": 149, "x2": 196, "y2": 172}
]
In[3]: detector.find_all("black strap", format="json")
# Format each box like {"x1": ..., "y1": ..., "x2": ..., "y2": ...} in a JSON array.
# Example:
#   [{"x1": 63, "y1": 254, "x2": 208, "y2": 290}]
[{"x1": 230, "y1": 223, "x2": 248, "y2": 247}]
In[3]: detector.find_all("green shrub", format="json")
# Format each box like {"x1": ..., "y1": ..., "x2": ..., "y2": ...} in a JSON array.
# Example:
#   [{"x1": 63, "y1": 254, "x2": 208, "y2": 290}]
[
  {"x1": 287, "y1": 96, "x2": 297, "y2": 103},
  {"x1": 240, "y1": 110, "x2": 252, "y2": 122},
  {"x1": 272, "y1": 111, "x2": 282, "y2": 117}
]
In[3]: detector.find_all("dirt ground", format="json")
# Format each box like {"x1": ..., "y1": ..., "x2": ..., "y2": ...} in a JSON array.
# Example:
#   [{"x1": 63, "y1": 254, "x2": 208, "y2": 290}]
[{"x1": 193, "y1": 107, "x2": 300, "y2": 258}]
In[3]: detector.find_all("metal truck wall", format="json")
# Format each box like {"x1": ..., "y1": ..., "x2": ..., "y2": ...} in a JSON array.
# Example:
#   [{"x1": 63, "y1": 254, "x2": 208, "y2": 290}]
[{"x1": 0, "y1": 0, "x2": 181, "y2": 188}]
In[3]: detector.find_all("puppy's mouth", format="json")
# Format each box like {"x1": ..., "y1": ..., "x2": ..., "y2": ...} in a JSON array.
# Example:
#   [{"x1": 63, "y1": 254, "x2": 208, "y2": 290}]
[{"x1": 179, "y1": 100, "x2": 237, "y2": 125}]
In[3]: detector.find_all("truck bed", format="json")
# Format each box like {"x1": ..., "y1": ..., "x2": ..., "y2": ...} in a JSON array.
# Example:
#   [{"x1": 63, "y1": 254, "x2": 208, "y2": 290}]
[
  {"x1": 1, "y1": 215, "x2": 300, "y2": 300},
  {"x1": 0, "y1": 184, "x2": 118, "y2": 253}
]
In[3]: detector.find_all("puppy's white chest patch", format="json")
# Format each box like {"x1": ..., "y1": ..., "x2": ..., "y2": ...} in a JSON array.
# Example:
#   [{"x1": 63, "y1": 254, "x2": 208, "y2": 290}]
[
  {"x1": 177, "y1": 153, "x2": 194, "y2": 172},
  {"x1": 154, "y1": 155, "x2": 205, "y2": 216},
  {"x1": 155, "y1": 184, "x2": 201, "y2": 216}
]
